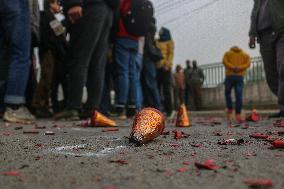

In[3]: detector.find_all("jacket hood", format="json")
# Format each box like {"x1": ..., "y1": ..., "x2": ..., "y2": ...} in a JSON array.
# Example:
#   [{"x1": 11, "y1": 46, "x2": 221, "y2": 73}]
[
  {"x1": 230, "y1": 46, "x2": 242, "y2": 53},
  {"x1": 159, "y1": 27, "x2": 172, "y2": 42}
]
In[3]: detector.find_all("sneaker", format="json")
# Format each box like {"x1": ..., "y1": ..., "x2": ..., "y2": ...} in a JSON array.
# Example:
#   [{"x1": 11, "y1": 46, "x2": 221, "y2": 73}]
[
  {"x1": 168, "y1": 111, "x2": 177, "y2": 120},
  {"x1": 54, "y1": 109, "x2": 80, "y2": 121},
  {"x1": 268, "y1": 111, "x2": 284, "y2": 119},
  {"x1": 3, "y1": 107, "x2": 36, "y2": 123}
]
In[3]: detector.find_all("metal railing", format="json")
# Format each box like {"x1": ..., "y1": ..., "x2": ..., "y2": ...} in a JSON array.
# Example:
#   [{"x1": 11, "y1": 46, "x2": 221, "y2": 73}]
[{"x1": 200, "y1": 57, "x2": 264, "y2": 88}]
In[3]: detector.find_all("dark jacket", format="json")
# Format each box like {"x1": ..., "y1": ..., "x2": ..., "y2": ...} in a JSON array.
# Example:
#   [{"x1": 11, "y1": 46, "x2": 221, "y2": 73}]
[
  {"x1": 249, "y1": 0, "x2": 284, "y2": 38},
  {"x1": 62, "y1": 0, "x2": 119, "y2": 11}
]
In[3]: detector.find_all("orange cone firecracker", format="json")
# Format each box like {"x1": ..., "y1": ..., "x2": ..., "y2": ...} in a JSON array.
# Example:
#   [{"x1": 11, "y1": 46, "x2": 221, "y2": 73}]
[
  {"x1": 91, "y1": 111, "x2": 117, "y2": 127},
  {"x1": 246, "y1": 109, "x2": 261, "y2": 122},
  {"x1": 130, "y1": 108, "x2": 165, "y2": 145},
  {"x1": 176, "y1": 104, "x2": 191, "y2": 127}
]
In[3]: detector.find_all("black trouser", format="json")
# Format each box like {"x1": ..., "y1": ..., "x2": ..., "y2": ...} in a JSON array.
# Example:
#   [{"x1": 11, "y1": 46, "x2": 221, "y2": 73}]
[
  {"x1": 66, "y1": 3, "x2": 112, "y2": 110},
  {"x1": 259, "y1": 33, "x2": 284, "y2": 106},
  {"x1": 188, "y1": 81, "x2": 202, "y2": 111},
  {"x1": 157, "y1": 68, "x2": 173, "y2": 115}
]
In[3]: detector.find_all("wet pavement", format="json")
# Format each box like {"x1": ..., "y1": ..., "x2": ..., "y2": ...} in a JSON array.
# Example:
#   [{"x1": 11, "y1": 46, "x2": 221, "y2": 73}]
[{"x1": 0, "y1": 117, "x2": 284, "y2": 189}]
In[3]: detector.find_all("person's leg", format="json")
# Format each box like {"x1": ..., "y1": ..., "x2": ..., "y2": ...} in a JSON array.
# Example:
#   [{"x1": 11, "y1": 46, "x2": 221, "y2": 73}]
[
  {"x1": 85, "y1": 4, "x2": 112, "y2": 112},
  {"x1": 127, "y1": 45, "x2": 138, "y2": 117},
  {"x1": 234, "y1": 77, "x2": 244, "y2": 115},
  {"x1": 135, "y1": 53, "x2": 143, "y2": 111},
  {"x1": 163, "y1": 70, "x2": 173, "y2": 116},
  {"x1": 195, "y1": 83, "x2": 202, "y2": 110},
  {"x1": 2, "y1": 0, "x2": 35, "y2": 122},
  {"x1": 275, "y1": 35, "x2": 284, "y2": 116},
  {"x1": 259, "y1": 34, "x2": 278, "y2": 96},
  {"x1": 0, "y1": 26, "x2": 9, "y2": 114},
  {"x1": 3, "y1": 0, "x2": 31, "y2": 105},
  {"x1": 114, "y1": 39, "x2": 131, "y2": 114},
  {"x1": 224, "y1": 77, "x2": 234, "y2": 111},
  {"x1": 142, "y1": 58, "x2": 161, "y2": 110}
]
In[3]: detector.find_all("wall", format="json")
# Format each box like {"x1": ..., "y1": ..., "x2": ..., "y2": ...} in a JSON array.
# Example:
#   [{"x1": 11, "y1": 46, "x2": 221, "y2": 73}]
[{"x1": 202, "y1": 80, "x2": 277, "y2": 110}]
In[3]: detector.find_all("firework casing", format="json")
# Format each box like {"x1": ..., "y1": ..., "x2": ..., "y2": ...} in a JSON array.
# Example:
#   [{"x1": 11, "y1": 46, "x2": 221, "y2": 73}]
[
  {"x1": 246, "y1": 109, "x2": 260, "y2": 122},
  {"x1": 176, "y1": 104, "x2": 191, "y2": 127},
  {"x1": 130, "y1": 108, "x2": 165, "y2": 145},
  {"x1": 271, "y1": 140, "x2": 284, "y2": 148},
  {"x1": 91, "y1": 111, "x2": 117, "y2": 127}
]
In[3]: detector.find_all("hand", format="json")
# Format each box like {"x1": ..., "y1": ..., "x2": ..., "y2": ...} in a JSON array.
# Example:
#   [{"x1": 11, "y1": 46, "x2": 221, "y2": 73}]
[
  {"x1": 249, "y1": 37, "x2": 256, "y2": 49},
  {"x1": 233, "y1": 67, "x2": 240, "y2": 72},
  {"x1": 68, "y1": 6, "x2": 83, "y2": 24}
]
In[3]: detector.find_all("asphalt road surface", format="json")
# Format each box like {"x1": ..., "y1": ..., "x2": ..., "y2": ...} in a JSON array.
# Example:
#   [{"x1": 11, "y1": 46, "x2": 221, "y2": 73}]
[{"x1": 0, "y1": 117, "x2": 284, "y2": 189}]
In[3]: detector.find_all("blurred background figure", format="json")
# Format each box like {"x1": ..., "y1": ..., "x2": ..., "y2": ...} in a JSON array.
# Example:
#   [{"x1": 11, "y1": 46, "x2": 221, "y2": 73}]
[
  {"x1": 173, "y1": 65, "x2": 185, "y2": 110},
  {"x1": 142, "y1": 18, "x2": 162, "y2": 110},
  {"x1": 156, "y1": 27, "x2": 175, "y2": 118},
  {"x1": 223, "y1": 46, "x2": 251, "y2": 122},
  {"x1": 184, "y1": 59, "x2": 192, "y2": 109},
  {"x1": 185, "y1": 60, "x2": 204, "y2": 111},
  {"x1": 32, "y1": 0, "x2": 68, "y2": 118}
]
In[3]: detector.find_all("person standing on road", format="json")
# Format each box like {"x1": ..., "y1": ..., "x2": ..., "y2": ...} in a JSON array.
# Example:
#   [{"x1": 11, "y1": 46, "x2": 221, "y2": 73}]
[
  {"x1": 0, "y1": 0, "x2": 36, "y2": 123},
  {"x1": 184, "y1": 59, "x2": 192, "y2": 109},
  {"x1": 223, "y1": 46, "x2": 251, "y2": 122},
  {"x1": 174, "y1": 65, "x2": 185, "y2": 110},
  {"x1": 185, "y1": 60, "x2": 204, "y2": 111},
  {"x1": 249, "y1": 0, "x2": 284, "y2": 118},
  {"x1": 156, "y1": 27, "x2": 175, "y2": 117},
  {"x1": 55, "y1": 0, "x2": 116, "y2": 120}
]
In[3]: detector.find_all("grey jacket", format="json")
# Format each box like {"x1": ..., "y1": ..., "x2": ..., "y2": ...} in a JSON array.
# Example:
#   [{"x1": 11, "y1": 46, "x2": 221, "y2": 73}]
[
  {"x1": 29, "y1": 0, "x2": 40, "y2": 42},
  {"x1": 249, "y1": 0, "x2": 284, "y2": 38}
]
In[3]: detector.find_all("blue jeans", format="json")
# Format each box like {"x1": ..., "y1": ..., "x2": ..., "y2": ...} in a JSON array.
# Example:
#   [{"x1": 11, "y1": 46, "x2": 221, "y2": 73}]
[
  {"x1": 0, "y1": 0, "x2": 31, "y2": 105},
  {"x1": 136, "y1": 53, "x2": 143, "y2": 110},
  {"x1": 142, "y1": 57, "x2": 161, "y2": 110},
  {"x1": 114, "y1": 38, "x2": 138, "y2": 108},
  {"x1": 224, "y1": 76, "x2": 244, "y2": 114}
]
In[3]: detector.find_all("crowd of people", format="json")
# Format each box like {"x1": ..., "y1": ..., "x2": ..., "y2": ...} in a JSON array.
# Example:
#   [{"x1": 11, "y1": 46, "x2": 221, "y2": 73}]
[
  {"x1": 0, "y1": 0, "x2": 283, "y2": 124},
  {"x1": 0, "y1": 0, "x2": 205, "y2": 123}
]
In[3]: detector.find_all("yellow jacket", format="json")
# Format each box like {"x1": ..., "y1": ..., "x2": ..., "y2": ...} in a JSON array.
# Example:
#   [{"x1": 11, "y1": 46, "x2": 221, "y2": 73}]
[
  {"x1": 156, "y1": 40, "x2": 175, "y2": 69},
  {"x1": 222, "y1": 47, "x2": 251, "y2": 76}
]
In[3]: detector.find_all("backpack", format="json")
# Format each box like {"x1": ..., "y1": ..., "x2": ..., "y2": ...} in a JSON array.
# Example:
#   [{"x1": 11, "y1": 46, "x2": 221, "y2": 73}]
[{"x1": 123, "y1": 0, "x2": 154, "y2": 37}]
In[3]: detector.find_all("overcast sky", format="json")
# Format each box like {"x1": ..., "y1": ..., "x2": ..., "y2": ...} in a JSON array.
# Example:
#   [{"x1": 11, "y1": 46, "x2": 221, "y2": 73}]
[{"x1": 152, "y1": 0, "x2": 260, "y2": 65}]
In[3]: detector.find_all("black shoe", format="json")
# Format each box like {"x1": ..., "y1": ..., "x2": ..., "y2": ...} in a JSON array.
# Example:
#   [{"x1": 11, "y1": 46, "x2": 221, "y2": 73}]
[
  {"x1": 268, "y1": 111, "x2": 284, "y2": 119},
  {"x1": 54, "y1": 109, "x2": 80, "y2": 121},
  {"x1": 79, "y1": 109, "x2": 93, "y2": 119}
]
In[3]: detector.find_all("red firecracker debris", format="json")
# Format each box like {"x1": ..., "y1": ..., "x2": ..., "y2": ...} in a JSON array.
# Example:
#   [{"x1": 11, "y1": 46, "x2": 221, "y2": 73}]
[
  {"x1": 182, "y1": 162, "x2": 189, "y2": 165},
  {"x1": 190, "y1": 143, "x2": 202, "y2": 147},
  {"x1": 3, "y1": 132, "x2": 12, "y2": 136},
  {"x1": 103, "y1": 185, "x2": 117, "y2": 189},
  {"x1": 177, "y1": 168, "x2": 188, "y2": 172},
  {"x1": 191, "y1": 152, "x2": 197, "y2": 157},
  {"x1": 195, "y1": 159, "x2": 219, "y2": 170},
  {"x1": 271, "y1": 140, "x2": 284, "y2": 149},
  {"x1": 109, "y1": 160, "x2": 128, "y2": 165},
  {"x1": 2, "y1": 171, "x2": 21, "y2": 176},
  {"x1": 35, "y1": 156, "x2": 41, "y2": 161},
  {"x1": 173, "y1": 131, "x2": 183, "y2": 140},
  {"x1": 102, "y1": 128, "x2": 119, "y2": 132},
  {"x1": 165, "y1": 170, "x2": 173, "y2": 177},
  {"x1": 250, "y1": 133, "x2": 268, "y2": 139},
  {"x1": 244, "y1": 179, "x2": 273, "y2": 188},
  {"x1": 273, "y1": 120, "x2": 284, "y2": 127},
  {"x1": 34, "y1": 144, "x2": 43, "y2": 148}
]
